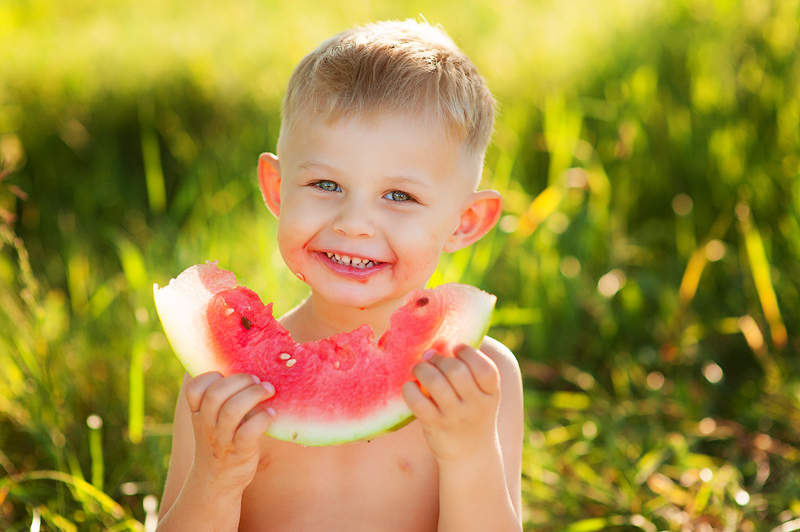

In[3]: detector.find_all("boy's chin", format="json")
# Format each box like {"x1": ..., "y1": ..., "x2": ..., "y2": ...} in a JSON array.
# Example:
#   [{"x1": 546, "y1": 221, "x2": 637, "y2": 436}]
[{"x1": 311, "y1": 284, "x2": 406, "y2": 313}]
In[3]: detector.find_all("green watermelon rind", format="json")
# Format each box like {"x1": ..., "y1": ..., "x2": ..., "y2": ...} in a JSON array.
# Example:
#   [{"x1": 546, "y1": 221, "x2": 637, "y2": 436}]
[
  {"x1": 265, "y1": 397, "x2": 413, "y2": 445},
  {"x1": 153, "y1": 261, "x2": 496, "y2": 446}
]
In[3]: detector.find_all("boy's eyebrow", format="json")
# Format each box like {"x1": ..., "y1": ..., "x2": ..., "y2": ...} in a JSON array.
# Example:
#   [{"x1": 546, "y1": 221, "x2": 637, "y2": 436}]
[
  {"x1": 297, "y1": 161, "x2": 435, "y2": 189},
  {"x1": 382, "y1": 175, "x2": 435, "y2": 190},
  {"x1": 298, "y1": 161, "x2": 341, "y2": 175}
]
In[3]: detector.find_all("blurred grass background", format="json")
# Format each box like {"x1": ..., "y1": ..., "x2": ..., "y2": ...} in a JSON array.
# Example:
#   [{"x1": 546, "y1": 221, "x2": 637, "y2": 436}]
[{"x1": 1, "y1": 0, "x2": 800, "y2": 530}]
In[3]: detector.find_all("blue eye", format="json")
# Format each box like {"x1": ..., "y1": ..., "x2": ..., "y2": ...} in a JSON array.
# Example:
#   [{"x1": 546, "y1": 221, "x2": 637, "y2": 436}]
[
  {"x1": 315, "y1": 180, "x2": 340, "y2": 192},
  {"x1": 384, "y1": 190, "x2": 412, "y2": 202}
]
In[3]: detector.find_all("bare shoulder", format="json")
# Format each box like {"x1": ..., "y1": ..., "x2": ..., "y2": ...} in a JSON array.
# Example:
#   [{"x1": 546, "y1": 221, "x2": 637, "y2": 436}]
[
  {"x1": 480, "y1": 336, "x2": 522, "y2": 385},
  {"x1": 480, "y1": 336, "x2": 524, "y2": 514},
  {"x1": 480, "y1": 336, "x2": 524, "y2": 425}
]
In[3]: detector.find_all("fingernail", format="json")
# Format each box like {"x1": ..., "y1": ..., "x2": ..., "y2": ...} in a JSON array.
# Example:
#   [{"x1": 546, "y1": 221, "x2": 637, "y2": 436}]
[
  {"x1": 251, "y1": 374, "x2": 261, "y2": 384},
  {"x1": 261, "y1": 381, "x2": 275, "y2": 395},
  {"x1": 422, "y1": 349, "x2": 436, "y2": 361}
]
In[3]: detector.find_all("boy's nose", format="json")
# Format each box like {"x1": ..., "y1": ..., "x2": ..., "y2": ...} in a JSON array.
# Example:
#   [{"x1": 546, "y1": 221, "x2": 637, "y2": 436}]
[{"x1": 331, "y1": 203, "x2": 376, "y2": 238}]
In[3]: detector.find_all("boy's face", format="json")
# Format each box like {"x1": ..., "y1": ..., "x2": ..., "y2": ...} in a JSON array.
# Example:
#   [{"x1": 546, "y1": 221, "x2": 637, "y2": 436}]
[{"x1": 259, "y1": 112, "x2": 498, "y2": 312}]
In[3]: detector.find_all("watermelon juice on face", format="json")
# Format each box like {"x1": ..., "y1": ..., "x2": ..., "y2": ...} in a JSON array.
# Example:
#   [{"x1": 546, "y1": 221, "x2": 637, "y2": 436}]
[{"x1": 154, "y1": 19, "x2": 525, "y2": 532}]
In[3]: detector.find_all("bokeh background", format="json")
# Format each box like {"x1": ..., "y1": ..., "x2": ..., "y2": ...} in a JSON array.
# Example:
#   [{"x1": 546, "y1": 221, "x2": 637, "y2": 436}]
[{"x1": 2, "y1": 0, "x2": 800, "y2": 530}]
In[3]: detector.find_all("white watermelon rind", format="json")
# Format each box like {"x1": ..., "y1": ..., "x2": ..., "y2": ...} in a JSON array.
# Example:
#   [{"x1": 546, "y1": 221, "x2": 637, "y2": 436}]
[
  {"x1": 153, "y1": 262, "x2": 496, "y2": 446},
  {"x1": 153, "y1": 261, "x2": 235, "y2": 377}
]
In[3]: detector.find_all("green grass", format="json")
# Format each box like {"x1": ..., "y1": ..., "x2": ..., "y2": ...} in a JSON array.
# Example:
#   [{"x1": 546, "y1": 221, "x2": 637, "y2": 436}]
[{"x1": 2, "y1": 0, "x2": 800, "y2": 530}]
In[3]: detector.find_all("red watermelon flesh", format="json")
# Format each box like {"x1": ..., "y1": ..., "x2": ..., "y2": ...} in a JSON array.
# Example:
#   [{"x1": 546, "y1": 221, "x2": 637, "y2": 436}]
[{"x1": 153, "y1": 261, "x2": 496, "y2": 446}]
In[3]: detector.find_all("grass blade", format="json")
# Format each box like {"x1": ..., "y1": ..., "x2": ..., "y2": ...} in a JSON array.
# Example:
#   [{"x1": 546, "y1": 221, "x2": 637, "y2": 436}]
[
  {"x1": 138, "y1": 97, "x2": 167, "y2": 214},
  {"x1": 86, "y1": 415, "x2": 105, "y2": 492},
  {"x1": 739, "y1": 207, "x2": 788, "y2": 348},
  {"x1": 128, "y1": 340, "x2": 146, "y2": 444},
  {"x1": 0, "y1": 470, "x2": 125, "y2": 519}
]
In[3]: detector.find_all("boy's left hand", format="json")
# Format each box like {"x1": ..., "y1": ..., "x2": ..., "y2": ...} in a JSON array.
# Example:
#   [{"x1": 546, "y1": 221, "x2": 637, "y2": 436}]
[{"x1": 402, "y1": 344, "x2": 501, "y2": 463}]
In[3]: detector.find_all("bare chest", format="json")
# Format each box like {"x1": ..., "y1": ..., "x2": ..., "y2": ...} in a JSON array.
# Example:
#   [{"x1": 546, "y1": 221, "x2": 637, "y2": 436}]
[{"x1": 238, "y1": 421, "x2": 439, "y2": 532}]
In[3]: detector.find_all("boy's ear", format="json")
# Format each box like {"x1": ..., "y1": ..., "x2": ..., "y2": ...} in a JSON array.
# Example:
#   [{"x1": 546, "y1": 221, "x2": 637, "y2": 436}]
[
  {"x1": 257, "y1": 153, "x2": 282, "y2": 218},
  {"x1": 443, "y1": 190, "x2": 503, "y2": 253}
]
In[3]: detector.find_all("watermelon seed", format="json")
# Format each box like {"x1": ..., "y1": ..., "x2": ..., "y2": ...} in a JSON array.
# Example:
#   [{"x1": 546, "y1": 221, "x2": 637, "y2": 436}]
[
  {"x1": 416, "y1": 297, "x2": 429, "y2": 307},
  {"x1": 285, "y1": 359, "x2": 297, "y2": 368},
  {"x1": 279, "y1": 353, "x2": 291, "y2": 360},
  {"x1": 241, "y1": 316, "x2": 253, "y2": 329},
  {"x1": 334, "y1": 361, "x2": 340, "y2": 369},
  {"x1": 224, "y1": 307, "x2": 235, "y2": 316}
]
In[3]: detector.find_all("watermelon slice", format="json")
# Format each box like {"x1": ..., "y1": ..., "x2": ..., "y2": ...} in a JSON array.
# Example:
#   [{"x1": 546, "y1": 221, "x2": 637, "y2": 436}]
[{"x1": 153, "y1": 261, "x2": 496, "y2": 446}]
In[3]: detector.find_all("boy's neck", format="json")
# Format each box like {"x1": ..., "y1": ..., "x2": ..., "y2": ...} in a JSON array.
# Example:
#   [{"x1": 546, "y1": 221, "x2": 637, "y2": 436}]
[{"x1": 280, "y1": 292, "x2": 407, "y2": 343}]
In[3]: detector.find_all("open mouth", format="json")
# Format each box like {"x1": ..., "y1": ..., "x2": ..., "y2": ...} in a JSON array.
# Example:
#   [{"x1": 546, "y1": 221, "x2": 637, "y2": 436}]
[{"x1": 325, "y1": 252, "x2": 383, "y2": 270}]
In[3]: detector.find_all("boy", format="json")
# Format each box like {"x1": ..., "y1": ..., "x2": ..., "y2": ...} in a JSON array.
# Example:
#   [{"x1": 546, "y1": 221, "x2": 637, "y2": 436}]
[{"x1": 157, "y1": 19, "x2": 524, "y2": 532}]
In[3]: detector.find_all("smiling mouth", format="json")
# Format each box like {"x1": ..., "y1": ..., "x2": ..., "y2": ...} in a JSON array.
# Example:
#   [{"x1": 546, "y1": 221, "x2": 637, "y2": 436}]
[{"x1": 325, "y1": 252, "x2": 383, "y2": 269}]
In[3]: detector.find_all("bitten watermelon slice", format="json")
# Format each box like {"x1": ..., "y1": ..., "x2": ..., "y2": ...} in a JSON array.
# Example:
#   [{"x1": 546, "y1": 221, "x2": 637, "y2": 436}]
[{"x1": 153, "y1": 261, "x2": 496, "y2": 446}]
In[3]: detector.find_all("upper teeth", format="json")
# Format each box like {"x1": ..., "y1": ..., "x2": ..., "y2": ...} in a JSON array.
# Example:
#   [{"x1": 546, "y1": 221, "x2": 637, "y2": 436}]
[{"x1": 326, "y1": 252, "x2": 377, "y2": 269}]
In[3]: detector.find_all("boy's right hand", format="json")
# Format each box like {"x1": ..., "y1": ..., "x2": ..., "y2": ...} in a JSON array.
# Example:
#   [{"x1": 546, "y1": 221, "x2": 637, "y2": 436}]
[{"x1": 184, "y1": 372, "x2": 275, "y2": 493}]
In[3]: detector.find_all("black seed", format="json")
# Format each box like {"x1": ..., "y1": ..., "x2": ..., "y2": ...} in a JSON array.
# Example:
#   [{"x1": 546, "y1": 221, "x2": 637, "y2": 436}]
[
  {"x1": 416, "y1": 297, "x2": 429, "y2": 307},
  {"x1": 241, "y1": 316, "x2": 252, "y2": 329}
]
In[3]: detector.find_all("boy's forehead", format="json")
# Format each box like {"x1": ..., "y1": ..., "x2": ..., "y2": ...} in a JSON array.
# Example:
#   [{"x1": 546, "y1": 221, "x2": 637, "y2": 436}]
[
  {"x1": 280, "y1": 108, "x2": 452, "y2": 143},
  {"x1": 278, "y1": 110, "x2": 482, "y2": 181}
]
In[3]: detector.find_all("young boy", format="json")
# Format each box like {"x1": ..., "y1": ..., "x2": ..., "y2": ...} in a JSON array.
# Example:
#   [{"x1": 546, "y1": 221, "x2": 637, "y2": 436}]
[{"x1": 156, "y1": 19, "x2": 524, "y2": 532}]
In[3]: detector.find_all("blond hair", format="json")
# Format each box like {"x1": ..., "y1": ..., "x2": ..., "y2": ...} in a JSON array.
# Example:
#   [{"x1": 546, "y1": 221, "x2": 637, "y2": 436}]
[{"x1": 279, "y1": 20, "x2": 495, "y2": 162}]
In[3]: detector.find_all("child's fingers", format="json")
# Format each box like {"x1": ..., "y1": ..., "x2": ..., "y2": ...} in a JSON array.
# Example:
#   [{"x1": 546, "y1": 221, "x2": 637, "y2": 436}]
[
  {"x1": 402, "y1": 381, "x2": 439, "y2": 422},
  {"x1": 184, "y1": 371, "x2": 223, "y2": 414},
  {"x1": 215, "y1": 382, "x2": 275, "y2": 442},
  {"x1": 234, "y1": 408, "x2": 274, "y2": 447},
  {"x1": 454, "y1": 344, "x2": 500, "y2": 395},
  {"x1": 192, "y1": 373, "x2": 263, "y2": 427},
  {"x1": 411, "y1": 359, "x2": 460, "y2": 411},
  {"x1": 426, "y1": 353, "x2": 476, "y2": 399}
]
